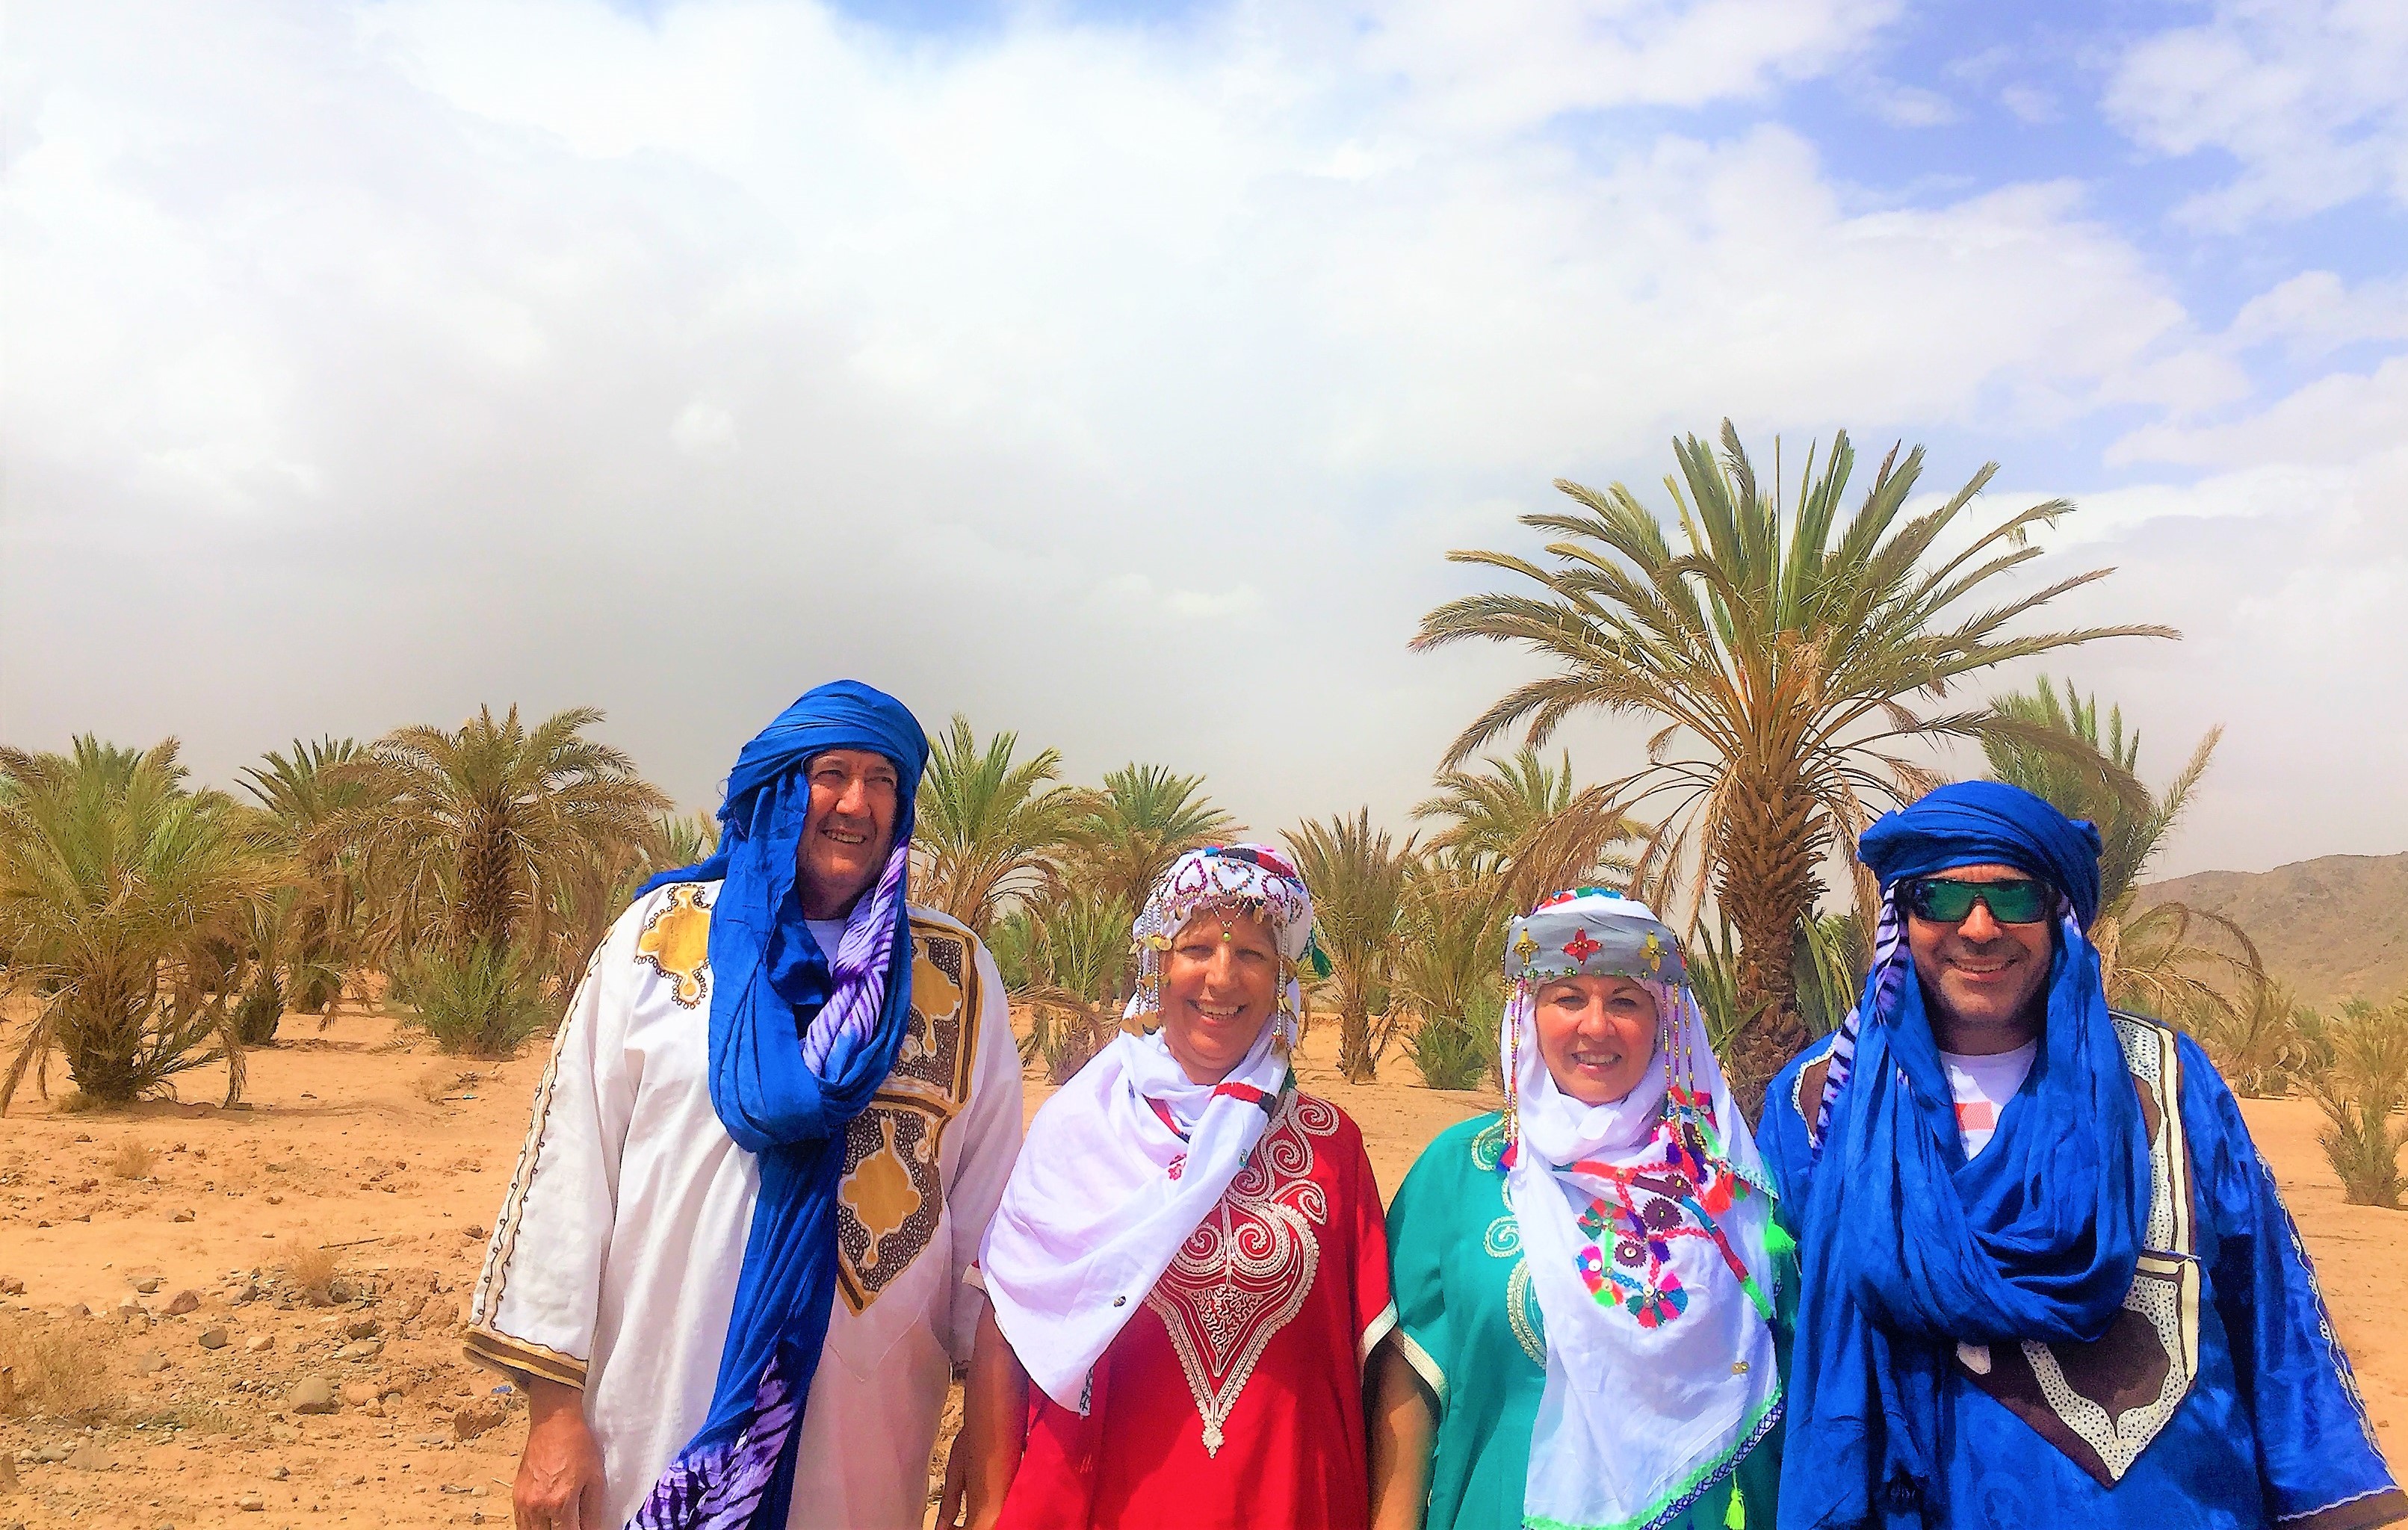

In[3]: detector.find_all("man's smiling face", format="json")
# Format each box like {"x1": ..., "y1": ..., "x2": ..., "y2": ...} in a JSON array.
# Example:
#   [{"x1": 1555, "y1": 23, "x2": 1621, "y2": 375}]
[
  {"x1": 796, "y1": 749, "x2": 899, "y2": 920},
  {"x1": 1904, "y1": 861, "x2": 2057, "y2": 1052}
]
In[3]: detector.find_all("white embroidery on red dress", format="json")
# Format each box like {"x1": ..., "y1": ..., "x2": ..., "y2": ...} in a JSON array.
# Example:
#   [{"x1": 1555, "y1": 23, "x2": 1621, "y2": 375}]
[{"x1": 1144, "y1": 1094, "x2": 1337, "y2": 1455}]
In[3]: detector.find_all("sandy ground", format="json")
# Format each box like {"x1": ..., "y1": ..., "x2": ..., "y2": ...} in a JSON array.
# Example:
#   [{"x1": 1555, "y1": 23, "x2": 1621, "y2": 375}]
[{"x1": 1, "y1": 1009, "x2": 2401, "y2": 1530}]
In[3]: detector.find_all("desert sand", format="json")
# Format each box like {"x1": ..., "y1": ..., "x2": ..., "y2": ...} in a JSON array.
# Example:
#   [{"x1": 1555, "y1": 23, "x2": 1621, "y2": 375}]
[{"x1": 1, "y1": 1009, "x2": 2401, "y2": 1530}]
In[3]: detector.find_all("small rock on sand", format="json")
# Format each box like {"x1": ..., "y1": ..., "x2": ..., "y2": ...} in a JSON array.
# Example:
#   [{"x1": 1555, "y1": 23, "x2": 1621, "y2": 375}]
[
  {"x1": 288, "y1": 1377, "x2": 338, "y2": 1415},
  {"x1": 453, "y1": 1405, "x2": 505, "y2": 1442},
  {"x1": 244, "y1": 1334, "x2": 274, "y2": 1353},
  {"x1": 235, "y1": 1493, "x2": 264, "y2": 1512},
  {"x1": 0, "y1": 1275, "x2": 23, "y2": 1295},
  {"x1": 341, "y1": 1382, "x2": 378, "y2": 1407},
  {"x1": 342, "y1": 1316, "x2": 380, "y2": 1340},
  {"x1": 335, "y1": 1339, "x2": 383, "y2": 1361},
  {"x1": 134, "y1": 1277, "x2": 163, "y2": 1295},
  {"x1": 171, "y1": 1209, "x2": 195, "y2": 1223},
  {"x1": 64, "y1": 1304, "x2": 90, "y2": 1319},
  {"x1": 198, "y1": 1326, "x2": 229, "y2": 1349},
  {"x1": 63, "y1": 1445, "x2": 107, "y2": 1472},
  {"x1": 164, "y1": 1289, "x2": 200, "y2": 1316},
  {"x1": 135, "y1": 1351, "x2": 170, "y2": 1375}
]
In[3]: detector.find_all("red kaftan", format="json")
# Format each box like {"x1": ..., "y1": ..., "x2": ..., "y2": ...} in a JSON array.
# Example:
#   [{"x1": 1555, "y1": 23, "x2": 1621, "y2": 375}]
[{"x1": 994, "y1": 1090, "x2": 1396, "y2": 1530}]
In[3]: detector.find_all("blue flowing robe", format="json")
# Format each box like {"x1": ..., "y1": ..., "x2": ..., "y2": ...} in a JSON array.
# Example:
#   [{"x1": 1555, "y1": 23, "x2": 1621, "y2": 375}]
[{"x1": 1757, "y1": 1012, "x2": 2402, "y2": 1530}]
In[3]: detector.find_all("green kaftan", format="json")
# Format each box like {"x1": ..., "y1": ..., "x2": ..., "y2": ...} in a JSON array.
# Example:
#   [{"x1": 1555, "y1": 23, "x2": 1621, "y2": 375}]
[{"x1": 1384, "y1": 1113, "x2": 1794, "y2": 1530}]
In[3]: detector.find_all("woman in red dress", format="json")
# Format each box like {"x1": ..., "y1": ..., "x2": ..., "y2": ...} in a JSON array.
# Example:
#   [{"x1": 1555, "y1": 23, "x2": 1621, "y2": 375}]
[{"x1": 950, "y1": 844, "x2": 1396, "y2": 1529}]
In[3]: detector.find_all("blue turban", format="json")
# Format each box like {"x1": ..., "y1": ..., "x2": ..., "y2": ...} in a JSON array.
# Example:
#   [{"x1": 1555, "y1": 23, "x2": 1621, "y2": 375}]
[
  {"x1": 1780, "y1": 778, "x2": 2148, "y2": 1526},
  {"x1": 630, "y1": 680, "x2": 931, "y2": 1530},
  {"x1": 1859, "y1": 778, "x2": 2105, "y2": 929}
]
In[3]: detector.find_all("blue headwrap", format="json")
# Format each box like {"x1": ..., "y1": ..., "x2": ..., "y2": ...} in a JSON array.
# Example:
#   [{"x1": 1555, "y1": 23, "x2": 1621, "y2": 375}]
[
  {"x1": 1783, "y1": 781, "x2": 2150, "y2": 1527},
  {"x1": 628, "y1": 680, "x2": 931, "y2": 1530}
]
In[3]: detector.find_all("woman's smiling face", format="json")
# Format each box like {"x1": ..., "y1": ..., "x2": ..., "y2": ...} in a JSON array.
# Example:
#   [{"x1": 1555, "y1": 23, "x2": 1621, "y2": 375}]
[
  {"x1": 1533, "y1": 974, "x2": 1659, "y2": 1106},
  {"x1": 1158, "y1": 906, "x2": 1281, "y2": 1085}
]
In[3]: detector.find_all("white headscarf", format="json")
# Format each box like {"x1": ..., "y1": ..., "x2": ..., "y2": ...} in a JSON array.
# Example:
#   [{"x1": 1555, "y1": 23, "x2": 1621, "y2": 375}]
[
  {"x1": 1500, "y1": 891, "x2": 1783, "y2": 1530},
  {"x1": 979, "y1": 845, "x2": 1313, "y2": 1411}
]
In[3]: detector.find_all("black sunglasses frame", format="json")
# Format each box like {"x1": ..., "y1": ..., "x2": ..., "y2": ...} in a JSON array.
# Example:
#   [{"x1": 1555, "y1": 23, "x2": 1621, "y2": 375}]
[{"x1": 1903, "y1": 876, "x2": 2055, "y2": 926}]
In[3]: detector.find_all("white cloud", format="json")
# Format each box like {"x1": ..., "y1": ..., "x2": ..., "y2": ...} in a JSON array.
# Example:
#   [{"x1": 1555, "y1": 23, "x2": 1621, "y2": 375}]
[
  {"x1": 2223, "y1": 270, "x2": 2408, "y2": 359},
  {"x1": 2106, "y1": 0, "x2": 2408, "y2": 226},
  {"x1": 0, "y1": 0, "x2": 2398, "y2": 871}
]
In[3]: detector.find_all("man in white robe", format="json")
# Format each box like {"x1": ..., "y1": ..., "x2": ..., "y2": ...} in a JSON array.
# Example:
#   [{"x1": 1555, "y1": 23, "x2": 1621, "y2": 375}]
[{"x1": 465, "y1": 698, "x2": 1024, "y2": 1530}]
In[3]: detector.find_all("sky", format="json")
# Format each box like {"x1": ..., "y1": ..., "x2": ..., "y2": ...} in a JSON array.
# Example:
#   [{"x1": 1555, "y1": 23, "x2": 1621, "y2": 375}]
[{"x1": 3, "y1": 0, "x2": 2404, "y2": 879}]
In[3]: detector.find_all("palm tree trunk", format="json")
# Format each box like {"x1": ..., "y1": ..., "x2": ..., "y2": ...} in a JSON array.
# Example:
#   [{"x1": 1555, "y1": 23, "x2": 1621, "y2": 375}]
[
  {"x1": 456, "y1": 813, "x2": 519, "y2": 952},
  {"x1": 1713, "y1": 754, "x2": 1825, "y2": 1114},
  {"x1": 1338, "y1": 997, "x2": 1375, "y2": 1083}
]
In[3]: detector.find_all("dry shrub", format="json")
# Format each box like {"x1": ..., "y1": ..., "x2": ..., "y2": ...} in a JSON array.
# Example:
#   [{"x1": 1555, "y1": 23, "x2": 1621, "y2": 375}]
[
  {"x1": 411, "y1": 1068, "x2": 459, "y2": 1106},
  {"x1": 109, "y1": 1138, "x2": 156, "y2": 1179},
  {"x1": 283, "y1": 1243, "x2": 340, "y2": 1304},
  {"x1": 53, "y1": 1088, "x2": 99, "y2": 1115},
  {"x1": 0, "y1": 1313, "x2": 117, "y2": 1420}
]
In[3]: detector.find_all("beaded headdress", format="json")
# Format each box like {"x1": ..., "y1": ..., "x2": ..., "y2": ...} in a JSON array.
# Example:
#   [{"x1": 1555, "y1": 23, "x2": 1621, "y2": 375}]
[
  {"x1": 1125, "y1": 843, "x2": 1315, "y2": 1050},
  {"x1": 1501, "y1": 888, "x2": 1707, "y2": 1146}
]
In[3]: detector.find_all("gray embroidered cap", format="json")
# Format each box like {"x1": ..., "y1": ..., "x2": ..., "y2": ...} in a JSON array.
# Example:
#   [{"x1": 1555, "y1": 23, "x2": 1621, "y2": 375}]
[{"x1": 1503, "y1": 887, "x2": 1688, "y2": 985}]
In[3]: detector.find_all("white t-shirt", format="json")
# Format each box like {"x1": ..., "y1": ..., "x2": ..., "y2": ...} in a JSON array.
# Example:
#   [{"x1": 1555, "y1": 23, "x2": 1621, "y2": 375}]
[
  {"x1": 1937, "y1": 1039, "x2": 2038, "y2": 1159},
  {"x1": 806, "y1": 917, "x2": 847, "y2": 955}
]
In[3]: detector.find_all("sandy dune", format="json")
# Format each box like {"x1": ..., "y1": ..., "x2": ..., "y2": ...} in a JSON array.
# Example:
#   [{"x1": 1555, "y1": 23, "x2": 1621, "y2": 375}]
[{"x1": 1, "y1": 1010, "x2": 2400, "y2": 1529}]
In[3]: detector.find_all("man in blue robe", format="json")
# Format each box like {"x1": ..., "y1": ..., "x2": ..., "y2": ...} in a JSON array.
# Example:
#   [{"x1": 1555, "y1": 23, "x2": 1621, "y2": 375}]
[{"x1": 1757, "y1": 781, "x2": 2401, "y2": 1529}]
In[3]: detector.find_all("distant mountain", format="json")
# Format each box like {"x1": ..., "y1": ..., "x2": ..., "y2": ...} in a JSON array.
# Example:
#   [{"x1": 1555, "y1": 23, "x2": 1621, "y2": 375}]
[{"x1": 2136, "y1": 852, "x2": 2408, "y2": 1009}]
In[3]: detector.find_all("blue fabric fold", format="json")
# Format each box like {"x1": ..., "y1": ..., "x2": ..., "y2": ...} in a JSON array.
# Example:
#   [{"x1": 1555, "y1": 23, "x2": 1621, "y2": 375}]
[
  {"x1": 1781, "y1": 781, "x2": 2149, "y2": 1528},
  {"x1": 626, "y1": 679, "x2": 930, "y2": 1530},
  {"x1": 1856, "y1": 778, "x2": 2104, "y2": 929}
]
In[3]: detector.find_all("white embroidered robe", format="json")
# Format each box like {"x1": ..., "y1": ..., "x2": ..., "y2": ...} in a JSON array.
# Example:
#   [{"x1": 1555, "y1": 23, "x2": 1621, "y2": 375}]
[{"x1": 465, "y1": 885, "x2": 1024, "y2": 1530}]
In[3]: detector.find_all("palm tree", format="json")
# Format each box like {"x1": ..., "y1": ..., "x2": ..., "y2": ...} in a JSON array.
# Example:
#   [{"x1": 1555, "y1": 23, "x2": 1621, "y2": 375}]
[
  {"x1": 1070, "y1": 764, "x2": 1238, "y2": 920},
  {"x1": 1284, "y1": 810, "x2": 1417, "y2": 1082},
  {"x1": 342, "y1": 706, "x2": 668, "y2": 968},
  {"x1": 0, "y1": 738, "x2": 282, "y2": 1110},
  {"x1": 914, "y1": 716, "x2": 1085, "y2": 936},
  {"x1": 1414, "y1": 422, "x2": 2170, "y2": 1103},
  {"x1": 1391, "y1": 856, "x2": 1510, "y2": 1089},
  {"x1": 1414, "y1": 746, "x2": 1645, "y2": 910},
  {"x1": 1009, "y1": 887, "x2": 1135, "y2": 1083},
  {"x1": 238, "y1": 737, "x2": 374, "y2": 1033},
  {"x1": 1983, "y1": 677, "x2": 2261, "y2": 1027},
  {"x1": 644, "y1": 810, "x2": 719, "y2": 876},
  {"x1": 2191, "y1": 979, "x2": 2310, "y2": 1100}
]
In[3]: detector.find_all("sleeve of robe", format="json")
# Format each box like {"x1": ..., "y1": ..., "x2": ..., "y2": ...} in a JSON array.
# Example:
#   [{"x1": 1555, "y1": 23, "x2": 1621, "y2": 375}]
[
  {"x1": 461, "y1": 910, "x2": 643, "y2": 1390},
  {"x1": 943, "y1": 935, "x2": 1026, "y2": 1366},
  {"x1": 1381, "y1": 1132, "x2": 1458, "y2": 1409},
  {"x1": 2188, "y1": 1035, "x2": 2406, "y2": 1528}
]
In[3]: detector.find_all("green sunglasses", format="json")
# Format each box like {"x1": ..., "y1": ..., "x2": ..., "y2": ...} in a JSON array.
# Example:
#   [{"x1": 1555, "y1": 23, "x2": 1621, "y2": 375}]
[{"x1": 1903, "y1": 876, "x2": 2054, "y2": 926}]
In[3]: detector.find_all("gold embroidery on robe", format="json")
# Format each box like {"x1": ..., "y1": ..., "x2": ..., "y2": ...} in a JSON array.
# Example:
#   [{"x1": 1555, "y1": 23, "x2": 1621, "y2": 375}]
[
  {"x1": 834, "y1": 918, "x2": 984, "y2": 1312},
  {"x1": 634, "y1": 884, "x2": 714, "y2": 1009}
]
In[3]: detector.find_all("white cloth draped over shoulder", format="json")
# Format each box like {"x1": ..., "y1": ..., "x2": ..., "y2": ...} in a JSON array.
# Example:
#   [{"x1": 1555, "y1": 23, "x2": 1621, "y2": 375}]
[
  {"x1": 981, "y1": 1023, "x2": 1289, "y2": 1410},
  {"x1": 463, "y1": 886, "x2": 1024, "y2": 1530},
  {"x1": 1500, "y1": 892, "x2": 1783, "y2": 1530},
  {"x1": 978, "y1": 843, "x2": 1315, "y2": 1412}
]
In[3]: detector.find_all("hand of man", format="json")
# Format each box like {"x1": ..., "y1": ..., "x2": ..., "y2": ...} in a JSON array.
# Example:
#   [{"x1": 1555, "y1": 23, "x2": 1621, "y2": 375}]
[
  {"x1": 516, "y1": 1378, "x2": 605, "y2": 1530},
  {"x1": 935, "y1": 1425, "x2": 972, "y2": 1529}
]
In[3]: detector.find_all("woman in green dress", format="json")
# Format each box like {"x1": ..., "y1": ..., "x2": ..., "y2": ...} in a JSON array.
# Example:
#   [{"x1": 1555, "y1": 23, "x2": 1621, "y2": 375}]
[{"x1": 1368, "y1": 891, "x2": 1792, "y2": 1530}]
